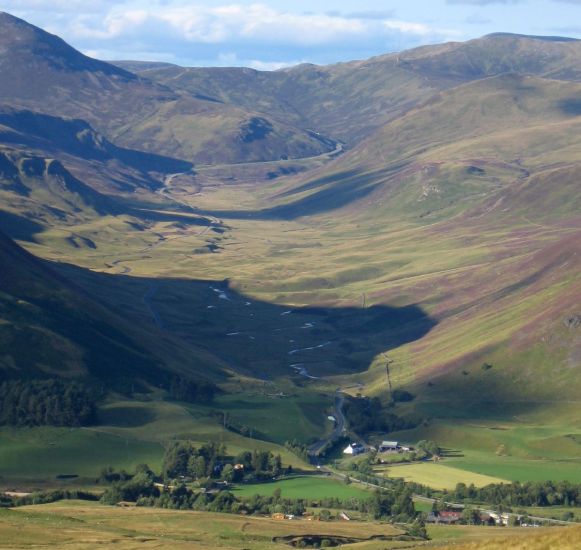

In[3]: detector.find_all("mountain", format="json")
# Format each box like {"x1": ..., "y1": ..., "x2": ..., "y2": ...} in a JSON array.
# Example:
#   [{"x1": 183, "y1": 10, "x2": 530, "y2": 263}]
[
  {"x1": 123, "y1": 33, "x2": 581, "y2": 148},
  {"x1": 0, "y1": 12, "x2": 334, "y2": 164}
]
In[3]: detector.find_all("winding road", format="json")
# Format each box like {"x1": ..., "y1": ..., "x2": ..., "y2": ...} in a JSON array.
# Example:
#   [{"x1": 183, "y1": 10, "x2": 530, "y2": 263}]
[{"x1": 308, "y1": 389, "x2": 347, "y2": 458}]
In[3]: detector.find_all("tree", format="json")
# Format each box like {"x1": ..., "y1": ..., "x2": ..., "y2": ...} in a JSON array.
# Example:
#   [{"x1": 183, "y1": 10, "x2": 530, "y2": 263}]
[
  {"x1": 163, "y1": 441, "x2": 193, "y2": 479},
  {"x1": 462, "y1": 507, "x2": 481, "y2": 525},
  {"x1": 408, "y1": 518, "x2": 429, "y2": 539},
  {"x1": 369, "y1": 490, "x2": 392, "y2": 520},
  {"x1": 189, "y1": 455, "x2": 207, "y2": 479},
  {"x1": 221, "y1": 464, "x2": 234, "y2": 482}
]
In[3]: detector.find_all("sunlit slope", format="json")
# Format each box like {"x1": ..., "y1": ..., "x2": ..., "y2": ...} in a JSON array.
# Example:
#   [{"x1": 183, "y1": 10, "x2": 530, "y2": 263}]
[
  {"x1": 396, "y1": 32, "x2": 581, "y2": 82},
  {"x1": 258, "y1": 74, "x2": 581, "y2": 224}
]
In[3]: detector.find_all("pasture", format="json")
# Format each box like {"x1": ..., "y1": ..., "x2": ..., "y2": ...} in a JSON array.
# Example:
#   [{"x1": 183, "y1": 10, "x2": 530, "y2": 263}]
[
  {"x1": 0, "y1": 501, "x2": 406, "y2": 549},
  {"x1": 0, "y1": 397, "x2": 315, "y2": 485},
  {"x1": 233, "y1": 475, "x2": 371, "y2": 500},
  {"x1": 376, "y1": 462, "x2": 506, "y2": 490}
]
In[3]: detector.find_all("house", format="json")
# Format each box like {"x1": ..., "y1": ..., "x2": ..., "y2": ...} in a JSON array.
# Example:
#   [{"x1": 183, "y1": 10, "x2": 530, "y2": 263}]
[
  {"x1": 272, "y1": 513, "x2": 286, "y2": 520},
  {"x1": 343, "y1": 443, "x2": 366, "y2": 455},
  {"x1": 426, "y1": 511, "x2": 462, "y2": 524},
  {"x1": 378, "y1": 441, "x2": 400, "y2": 453},
  {"x1": 489, "y1": 512, "x2": 511, "y2": 526}
]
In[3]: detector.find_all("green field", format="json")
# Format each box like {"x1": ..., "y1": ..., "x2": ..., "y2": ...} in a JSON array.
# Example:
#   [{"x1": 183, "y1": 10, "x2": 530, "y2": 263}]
[
  {"x1": 233, "y1": 476, "x2": 371, "y2": 500},
  {"x1": 390, "y1": 408, "x2": 581, "y2": 484},
  {"x1": 377, "y1": 462, "x2": 507, "y2": 490},
  {"x1": 0, "y1": 398, "x2": 316, "y2": 486}
]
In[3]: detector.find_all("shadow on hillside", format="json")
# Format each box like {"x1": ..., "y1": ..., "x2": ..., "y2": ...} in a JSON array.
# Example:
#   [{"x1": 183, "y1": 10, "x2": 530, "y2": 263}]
[
  {"x1": 191, "y1": 169, "x2": 385, "y2": 220},
  {"x1": 54, "y1": 263, "x2": 437, "y2": 379}
]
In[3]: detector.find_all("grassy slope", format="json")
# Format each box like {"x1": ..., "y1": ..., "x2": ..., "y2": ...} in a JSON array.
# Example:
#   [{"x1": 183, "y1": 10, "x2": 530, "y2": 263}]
[
  {"x1": 0, "y1": 502, "x2": 578, "y2": 550},
  {"x1": 0, "y1": 229, "x2": 233, "y2": 384},
  {"x1": 0, "y1": 502, "x2": 407, "y2": 549},
  {"x1": 432, "y1": 525, "x2": 581, "y2": 550},
  {"x1": 0, "y1": 397, "x2": 315, "y2": 483}
]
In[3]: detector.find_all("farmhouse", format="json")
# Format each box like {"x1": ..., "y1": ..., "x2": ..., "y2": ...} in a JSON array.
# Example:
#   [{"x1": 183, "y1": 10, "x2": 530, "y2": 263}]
[
  {"x1": 343, "y1": 443, "x2": 366, "y2": 455},
  {"x1": 426, "y1": 511, "x2": 463, "y2": 524},
  {"x1": 378, "y1": 441, "x2": 414, "y2": 453},
  {"x1": 378, "y1": 441, "x2": 399, "y2": 453}
]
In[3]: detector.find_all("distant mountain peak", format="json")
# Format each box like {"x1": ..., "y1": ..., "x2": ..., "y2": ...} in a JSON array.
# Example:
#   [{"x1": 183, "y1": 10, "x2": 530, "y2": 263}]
[
  {"x1": 482, "y1": 32, "x2": 579, "y2": 43},
  {"x1": 0, "y1": 11, "x2": 134, "y2": 78}
]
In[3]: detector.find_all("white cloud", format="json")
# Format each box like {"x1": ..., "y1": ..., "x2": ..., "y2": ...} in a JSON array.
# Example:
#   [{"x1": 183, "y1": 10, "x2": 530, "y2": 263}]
[
  {"x1": 215, "y1": 52, "x2": 303, "y2": 70},
  {"x1": 63, "y1": 3, "x2": 452, "y2": 46},
  {"x1": 2, "y1": 0, "x2": 116, "y2": 13},
  {"x1": 4, "y1": 2, "x2": 467, "y2": 67}
]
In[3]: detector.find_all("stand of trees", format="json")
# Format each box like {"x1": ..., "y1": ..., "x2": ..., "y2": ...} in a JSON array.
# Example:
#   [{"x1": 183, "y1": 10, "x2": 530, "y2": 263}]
[
  {"x1": 445, "y1": 481, "x2": 581, "y2": 508},
  {"x1": 161, "y1": 441, "x2": 285, "y2": 482},
  {"x1": 0, "y1": 379, "x2": 96, "y2": 427},
  {"x1": 168, "y1": 377, "x2": 218, "y2": 404},
  {"x1": 3, "y1": 490, "x2": 98, "y2": 508},
  {"x1": 343, "y1": 396, "x2": 416, "y2": 434},
  {"x1": 284, "y1": 439, "x2": 310, "y2": 462}
]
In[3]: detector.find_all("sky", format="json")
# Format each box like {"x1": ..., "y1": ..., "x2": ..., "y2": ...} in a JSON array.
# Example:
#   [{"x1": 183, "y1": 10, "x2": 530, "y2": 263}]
[{"x1": 4, "y1": 0, "x2": 581, "y2": 70}]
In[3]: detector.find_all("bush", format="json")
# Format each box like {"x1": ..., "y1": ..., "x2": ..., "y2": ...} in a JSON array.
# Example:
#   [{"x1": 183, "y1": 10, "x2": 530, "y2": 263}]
[{"x1": 391, "y1": 390, "x2": 415, "y2": 403}]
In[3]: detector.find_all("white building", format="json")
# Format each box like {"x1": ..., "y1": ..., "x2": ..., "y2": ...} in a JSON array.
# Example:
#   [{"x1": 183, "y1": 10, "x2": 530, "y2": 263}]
[{"x1": 343, "y1": 443, "x2": 365, "y2": 455}]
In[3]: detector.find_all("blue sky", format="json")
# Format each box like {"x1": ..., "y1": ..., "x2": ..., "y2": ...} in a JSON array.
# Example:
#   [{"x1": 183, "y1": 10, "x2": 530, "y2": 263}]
[{"x1": 5, "y1": 1, "x2": 581, "y2": 69}]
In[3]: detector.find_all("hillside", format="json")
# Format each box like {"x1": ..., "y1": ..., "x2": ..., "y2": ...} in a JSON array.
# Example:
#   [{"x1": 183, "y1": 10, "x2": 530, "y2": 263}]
[
  {"x1": 125, "y1": 33, "x2": 581, "y2": 147},
  {"x1": 0, "y1": 229, "x2": 153, "y2": 380},
  {"x1": 0, "y1": 12, "x2": 335, "y2": 164},
  {"x1": 192, "y1": 72, "x2": 581, "y2": 400},
  {"x1": 0, "y1": 229, "x2": 228, "y2": 385}
]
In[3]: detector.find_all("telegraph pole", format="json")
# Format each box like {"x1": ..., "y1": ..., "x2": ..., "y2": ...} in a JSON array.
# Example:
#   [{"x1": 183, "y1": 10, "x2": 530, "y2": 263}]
[{"x1": 382, "y1": 353, "x2": 394, "y2": 400}]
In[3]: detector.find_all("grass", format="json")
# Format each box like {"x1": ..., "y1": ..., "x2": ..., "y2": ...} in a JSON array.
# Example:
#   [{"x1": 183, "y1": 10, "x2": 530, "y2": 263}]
[
  {"x1": 232, "y1": 476, "x2": 371, "y2": 500},
  {"x1": 390, "y1": 410, "x2": 581, "y2": 484},
  {"x1": 215, "y1": 392, "x2": 331, "y2": 445},
  {"x1": 0, "y1": 501, "x2": 578, "y2": 550},
  {"x1": 0, "y1": 426, "x2": 163, "y2": 480},
  {"x1": 0, "y1": 398, "x2": 315, "y2": 486},
  {"x1": 0, "y1": 501, "x2": 405, "y2": 549},
  {"x1": 376, "y1": 462, "x2": 507, "y2": 490},
  {"x1": 429, "y1": 524, "x2": 581, "y2": 550}
]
